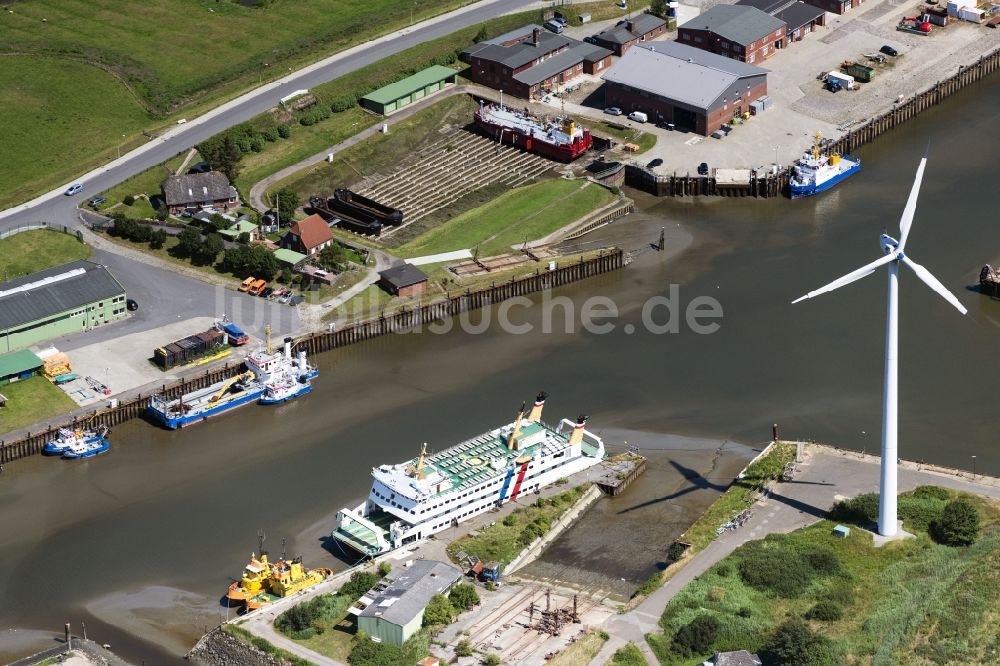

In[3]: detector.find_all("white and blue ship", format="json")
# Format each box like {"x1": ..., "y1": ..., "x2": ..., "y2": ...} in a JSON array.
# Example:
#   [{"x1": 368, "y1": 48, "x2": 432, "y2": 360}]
[
  {"x1": 44, "y1": 425, "x2": 110, "y2": 459},
  {"x1": 147, "y1": 329, "x2": 317, "y2": 428},
  {"x1": 789, "y1": 135, "x2": 861, "y2": 199}
]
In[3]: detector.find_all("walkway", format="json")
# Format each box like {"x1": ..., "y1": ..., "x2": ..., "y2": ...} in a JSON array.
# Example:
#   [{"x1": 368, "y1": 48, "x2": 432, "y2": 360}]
[{"x1": 587, "y1": 445, "x2": 1000, "y2": 666}]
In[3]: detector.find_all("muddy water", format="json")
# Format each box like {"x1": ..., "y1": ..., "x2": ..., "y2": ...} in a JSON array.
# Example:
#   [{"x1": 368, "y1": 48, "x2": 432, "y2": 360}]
[{"x1": 1, "y1": 76, "x2": 998, "y2": 665}]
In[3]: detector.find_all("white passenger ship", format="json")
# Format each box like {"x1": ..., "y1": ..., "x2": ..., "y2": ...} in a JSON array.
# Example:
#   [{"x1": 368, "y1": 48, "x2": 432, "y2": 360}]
[{"x1": 332, "y1": 393, "x2": 605, "y2": 556}]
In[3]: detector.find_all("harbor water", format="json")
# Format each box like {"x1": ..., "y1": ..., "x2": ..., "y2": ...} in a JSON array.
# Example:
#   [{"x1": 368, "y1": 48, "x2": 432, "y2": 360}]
[{"x1": 1, "y1": 76, "x2": 998, "y2": 664}]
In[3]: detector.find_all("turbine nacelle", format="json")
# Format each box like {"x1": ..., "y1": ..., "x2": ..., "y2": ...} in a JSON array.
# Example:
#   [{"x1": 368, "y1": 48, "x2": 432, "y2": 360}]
[{"x1": 880, "y1": 234, "x2": 899, "y2": 256}]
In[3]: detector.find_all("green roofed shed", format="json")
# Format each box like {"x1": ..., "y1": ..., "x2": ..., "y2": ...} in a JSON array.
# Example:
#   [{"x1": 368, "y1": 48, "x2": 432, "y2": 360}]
[
  {"x1": 0, "y1": 349, "x2": 43, "y2": 385},
  {"x1": 361, "y1": 66, "x2": 458, "y2": 115},
  {"x1": 218, "y1": 220, "x2": 259, "y2": 240},
  {"x1": 274, "y1": 248, "x2": 308, "y2": 267}
]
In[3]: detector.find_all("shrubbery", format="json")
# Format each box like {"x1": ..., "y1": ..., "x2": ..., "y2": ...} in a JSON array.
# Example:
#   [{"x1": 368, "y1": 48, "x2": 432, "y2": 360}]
[
  {"x1": 736, "y1": 537, "x2": 842, "y2": 598},
  {"x1": 931, "y1": 498, "x2": 980, "y2": 546},
  {"x1": 762, "y1": 619, "x2": 837, "y2": 666},
  {"x1": 673, "y1": 614, "x2": 720, "y2": 655},
  {"x1": 449, "y1": 583, "x2": 480, "y2": 610},
  {"x1": 805, "y1": 600, "x2": 844, "y2": 622},
  {"x1": 347, "y1": 634, "x2": 403, "y2": 666},
  {"x1": 275, "y1": 594, "x2": 350, "y2": 640},
  {"x1": 338, "y1": 570, "x2": 381, "y2": 600},
  {"x1": 422, "y1": 593, "x2": 455, "y2": 627},
  {"x1": 828, "y1": 492, "x2": 879, "y2": 525}
]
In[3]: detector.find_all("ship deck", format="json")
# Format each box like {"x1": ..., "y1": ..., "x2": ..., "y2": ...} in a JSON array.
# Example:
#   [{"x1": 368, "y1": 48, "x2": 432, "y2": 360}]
[{"x1": 333, "y1": 509, "x2": 394, "y2": 557}]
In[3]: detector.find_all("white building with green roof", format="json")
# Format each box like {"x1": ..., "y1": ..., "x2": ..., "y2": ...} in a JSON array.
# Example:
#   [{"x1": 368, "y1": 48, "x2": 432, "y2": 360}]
[{"x1": 333, "y1": 393, "x2": 604, "y2": 556}]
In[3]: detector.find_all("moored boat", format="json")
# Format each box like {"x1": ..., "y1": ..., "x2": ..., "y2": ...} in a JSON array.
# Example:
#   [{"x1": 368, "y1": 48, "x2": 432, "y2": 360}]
[
  {"x1": 147, "y1": 371, "x2": 263, "y2": 429},
  {"x1": 789, "y1": 132, "x2": 861, "y2": 198},
  {"x1": 43, "y1": 425, "x2": 108, "y2": 456},
  {"x1": 226, "y1": 540, "x2": 332, "y2": 611},
  {"x1": 474, "y1": 101, "x2": 592, "y2": 162},
  {"x1": 249, "y1": 331, "x2": 318, "y2": 406},
  {"x1": 62, "y1": 435, "x2": 111, "y2": 459}
]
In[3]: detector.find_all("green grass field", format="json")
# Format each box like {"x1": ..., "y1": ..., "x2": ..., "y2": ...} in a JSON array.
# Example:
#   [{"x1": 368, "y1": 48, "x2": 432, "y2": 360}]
[
  {"x1": 0, "y1": 229, "x2": 90, "y2": 280},
  {"x1": 548, "y1": 630, "x2": 608, "y2": 666},
  {"x1": 395, "y1": 180, "x2": 616, "y2": 258},
  {"x1": 0, "y1": 56, "x2": 152, "y2": 208},
  {"x1": 0, "y1": 376, "x2": 78, "y2": 435},
  {"x1": 646, "y1": 487, "x2": 1000, "y2": 666}
]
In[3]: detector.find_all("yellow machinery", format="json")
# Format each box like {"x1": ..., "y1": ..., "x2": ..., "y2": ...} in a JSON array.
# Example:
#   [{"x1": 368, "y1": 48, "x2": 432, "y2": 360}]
[{"x1": 209, "y1": 371, "x2": 253, "y2": 403}]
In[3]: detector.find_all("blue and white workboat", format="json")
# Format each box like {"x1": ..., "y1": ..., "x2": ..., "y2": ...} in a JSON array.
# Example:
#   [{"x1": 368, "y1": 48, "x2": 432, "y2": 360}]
[
  {"x1": 43, "y1": 425, "x2": 109, "y2": 458},
  {"x1": 251, "y1": 335, "x2": 318, "y2": 405},
  {"x1": 789, "y1": 133, "x2": 861, "y2": 199}
]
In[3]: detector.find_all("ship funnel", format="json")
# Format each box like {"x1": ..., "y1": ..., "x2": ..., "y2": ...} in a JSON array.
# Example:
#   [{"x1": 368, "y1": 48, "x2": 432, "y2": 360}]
[
  {"x1": 284, "y1": 337, "x2": 293, "y2": 360},
  {"x1": 298, "y1": 351, "x2": 307, "y2": 375},
  {"x1": 507, "y1": 401, "x2": 527, "y2": 450},
  {"x1": 528, "y1": 391, "x2": 548, "y2": 421},
  {"x1": 568, "y1": 414, "x2": 588, "y2": 446}
]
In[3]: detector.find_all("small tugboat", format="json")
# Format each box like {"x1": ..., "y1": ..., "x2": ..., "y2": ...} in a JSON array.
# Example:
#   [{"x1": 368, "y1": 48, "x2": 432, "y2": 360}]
[
  {"x1": 226, "y1": 533, "x2": 331, "y2": 611},
  {"x1": 61, "y1": 430, "x2": 111, "y2": 459},
  {"x1": 250, "y1": 329, "x2": 318, "y2": 406},
  {"x1": 43, "y1": 424, "x2": 109, "y2": 456},
  {"x1": 789, "y1": 132, "x2": 861, "y2": 198}
]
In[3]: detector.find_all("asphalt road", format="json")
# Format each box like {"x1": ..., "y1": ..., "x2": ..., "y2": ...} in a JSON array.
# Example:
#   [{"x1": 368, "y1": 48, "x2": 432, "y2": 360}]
[{"x1": 0, "y1": 0, "x2": 539, "y2": 234}]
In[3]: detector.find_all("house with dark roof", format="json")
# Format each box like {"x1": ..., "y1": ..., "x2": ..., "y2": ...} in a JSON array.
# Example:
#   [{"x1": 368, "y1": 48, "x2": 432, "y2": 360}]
[
  {"x1": 461, "y1": 25, "x2": 612, "y2": 98},
  {"x1": 678, "y1": 5, "x2": 787, "y2": 64},
  {"x1": 800, "y1": 0, "x2": 865, "y2": 15},
  {"x1": 351, "y1": 560, "x2": 461, "y2": 646},
  {"x1": 737, "y1": 0, "x2": 826, "y2": 41},
  {"x1": 594, "y1": 13, "x2": 668, "y2": 56},
  {"x1": 704, "y1": 650, "x2": 763, "y2": 666},
  {"x1": 279, "y1": 214, "x2": 333, "y2": 256},
  {"x1": 161, "y1": 172, "x2": 240, "y2": 215},
  {"x1": 602, "y1": 42, "x2": 768, "y2": 136},
  {"x1": 0, "y1": 260, "x2": 127, "y2": 353},
  {"x1": 378, "y1": 263, "x2": 428, "y2": 297}
]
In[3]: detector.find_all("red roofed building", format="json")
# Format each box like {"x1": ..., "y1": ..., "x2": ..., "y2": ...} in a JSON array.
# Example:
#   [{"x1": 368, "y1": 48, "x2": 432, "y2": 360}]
[{"x1": 280, "y1": 214, "x2": 333, "y2": 256}]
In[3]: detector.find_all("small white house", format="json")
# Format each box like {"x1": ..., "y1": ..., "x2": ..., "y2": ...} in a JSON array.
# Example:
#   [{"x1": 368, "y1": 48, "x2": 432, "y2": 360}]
[
  {"x1": 958, "y1": 6, "x2": 984, "y2": 21},
  {"x1": 827, "y1": 71, "x2": 855, "y2": 89}
]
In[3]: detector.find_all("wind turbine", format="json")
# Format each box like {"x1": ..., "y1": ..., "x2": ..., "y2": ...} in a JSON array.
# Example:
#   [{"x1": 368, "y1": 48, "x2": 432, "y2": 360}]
[{"x1": 792, "y1": 155, "x2": 967, "y2": 537}]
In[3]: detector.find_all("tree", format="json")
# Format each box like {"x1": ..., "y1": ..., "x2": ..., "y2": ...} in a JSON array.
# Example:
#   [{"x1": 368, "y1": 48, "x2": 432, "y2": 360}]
[
  {"x1": 473, "y1": 24, "x2": 489, "y2": 43},
  {"x1": 217, "y1": 135, "x2": 244, "y2": 182},
  {"x1": 197, "y1": 233, "x2": 224, "y2": 265},
  {"x1": 209, "y1": 213, "x2": 230, "y2": 231},
  {"x1": 448, "y1": 583, "x2": 480, "y2": 611},
  {"x1": 318, "y1": 243, "x2": 348, "y2": 271},
  {"x1": 248, "y1": 245, "x2": 279, "y2": 280},
  {"x1": 176, "y1": 227, "x2": 203, "y2": 258},
  {"x1": 339, "y1": 570, "x2": 380, "y2": 600},
  {"x1": 123, "y1": 195, "x2": 136, "y2": 206},
  {"x1": 347, "y1": 635, "x2": 403, "y2": 666},
  {"x1": 422, "y1": 593, "x2": 454, "y2": 627},
  {"x1": 131, "y1": 224, "x2": 152, "y2": 243},
  {"x1": 455, "y1": 639, "x2": 474, "y2": 657},
  {"x1": 275, "y1": 187, "x2": 300, "y2": 223},
  {"x1": 279, "y1": 267, "x2": 292, "y2": 284},
  {"x1": 672, "y1": 614, "x2": 720, "y2": 656},
  {"x1": 112, "y1": 216, "x2": 138, "y2": 240},
  {"x1": 648, "y1": 0, "x2": 670, "y2": 19},
  {"x1": 931, "y1": 498, "x2": 980, "y2": 546},
  {"x1": 149, "y1": 228, "x2": 168, "y2": 250},
  {"x1": 763, "y1": 619, "x2": 836, "y2": 666}
]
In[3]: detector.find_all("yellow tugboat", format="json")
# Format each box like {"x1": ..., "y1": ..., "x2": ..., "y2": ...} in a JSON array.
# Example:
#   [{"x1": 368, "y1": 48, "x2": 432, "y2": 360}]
[{"x1": 226, "y1": 533, "x2": 332, "y2": 611}]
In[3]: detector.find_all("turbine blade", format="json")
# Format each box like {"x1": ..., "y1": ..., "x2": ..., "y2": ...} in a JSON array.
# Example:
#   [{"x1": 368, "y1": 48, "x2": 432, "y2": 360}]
[
  {"x1": 791, "y1": 253, "x2": 896, "y2": 304},
  {"x1": 900, "y1": 255, "x2": 968, "y2": 315},
  {"x1": 898, "y1": 156, "x2": 927, "y2": 251}
]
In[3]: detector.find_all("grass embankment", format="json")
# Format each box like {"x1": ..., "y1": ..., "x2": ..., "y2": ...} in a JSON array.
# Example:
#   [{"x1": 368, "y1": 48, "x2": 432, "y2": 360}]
[
  {"x1": 608, "y1": 642, "x2": 650, "y2": 666},
  {"x1": 395, "y1": 180, "x2": 616, "y2": 258},
  {"x1": 0, "y1": 229, "x2": 90, "y2": 279},
  {"x1": 273, "y1": 94, "x2": 477, "y2": 202},
  {"x1": 0, "y1": 56, "x2": 151, "y2": 209},
  {"x1": 549, "y1": 630, "x2": 609, "y2": 666},
  {"x1": 0, "y1": 377, "x2": 78, "y2": 435},
  {"x1": 645, "y1": 486, "x2": 1000, "y2": 665},
  {"x1": 446, "y1": 485, "x2": 588, "y2": 567},
  {"x1": 97, "y1": 151, "x2": 195, "y2": 213},
  {"x1": 586, "y1": 121, "x2": 657, "y2": 155},
  {"x1": 564, "y1": 1, "x2": 637, "y2": 26}
]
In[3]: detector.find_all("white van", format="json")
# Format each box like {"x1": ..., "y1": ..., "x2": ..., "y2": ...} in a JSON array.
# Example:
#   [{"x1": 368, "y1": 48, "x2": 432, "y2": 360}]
[{"x1": 628, "y1": 111, "x2": 648, "y2": 123}]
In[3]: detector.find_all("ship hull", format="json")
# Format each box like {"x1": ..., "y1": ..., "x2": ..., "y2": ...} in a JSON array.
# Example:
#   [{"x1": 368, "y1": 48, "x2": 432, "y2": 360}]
[
  {"x1": 474, "y1": 115, "x2": 590, "y2": 162},
  {"x1": 790, "y1": 160, "x2": 861, "y2": 198},
  {"x1": 43, "y1": 433, "x2": 104, "y2": 455},
  {"x1": 62, "y1": 438, "x2": 110, "y2": 459},
  {"x1": 147, "y1": 387, "x2": 264, "y2": 429},
  {"x1": 259, "y1": 383, "x2": 312, "y2": 405}
]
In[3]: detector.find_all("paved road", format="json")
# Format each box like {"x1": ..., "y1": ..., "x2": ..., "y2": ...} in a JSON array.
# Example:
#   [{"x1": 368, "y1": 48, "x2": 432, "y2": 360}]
[
  {"x1": 0, "y1": 0, "x2": 540, "y2": 236},
  {"x1": 588, "y1": 445, "x2": 1000, "y2": 666}
]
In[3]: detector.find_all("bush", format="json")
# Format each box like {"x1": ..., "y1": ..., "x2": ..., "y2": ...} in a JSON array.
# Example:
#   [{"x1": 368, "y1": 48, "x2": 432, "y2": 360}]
[
  {"x1": 931, "y1": 498, "x2": 980, "y2": 546},
  {"x1": 339, "y1": 570, "x2": 381, "y2": 600},
  {"x1": 912, "y1": 485, "x2": 950, "y2": 501},
  {"x1": 348, "y1": 635, "x2": 403, "y2": 666},
  {"x1": 455, "y1": 638, "x2": 474, "y2": 657},
  {"x1": 131, "y1": 224, "x2": 152, "y2": 243},
  {"x1": 738, "y1": 606, "x2": 753, "y2": 618},
  {"x1": 378, "y1": 561, "x2": 392, "y2": 577},
  {"x1": 482, "y1": 655, "x2": 501, "y2": 666},
  {"x1": 422, "y1": 593, "x2": 455, "y2": 627},
  {"x1": 762, "y1": 618, "x2": 837, "y2": 666},
  {"x1": 262, "y1": 127, "x2": 280, "y2": 142},
  {"x1": 249, "y1": 136, "x2": 265, "y2": 152},
  {"x1": 330, "y1": 95, "x2": 357, "y2": 112},
  {"x1": 898, "y1": 495, "x2": 947, "y2": 532},
  {"x1": 610, "y1": 642, "x2": 647, "y2": 666},
  {"x1": 673, "y1": 614, "x2": 720, "y2": 656},
  {"x1": 667, "y1": 542, "x2": 687, "y2": 564},
  {"x1": 277, "y1": 123, "x2": 292, "y2": 139},
  {"x1": 449, "y1": 583, "x2": 480, "y2": 610},
  {"x1": 149, "y1": 228, "x2": 168, "y2": 250},
  {"x1": 738, "y1": 547, "x2": 813, "y2": 597},
  {"x1": 123, "y1": 195, "x2": 135, "y2": 206},
  {"x1": 805, "y1": 600, "x2": 844, "y2": 622},
  {"x1": 502, "y1": 514, "x2": 517, "y2": 527},
  {"x1": 828, "y1": 492, "x2": 879, "y2": 525},
  {"x1": 799, "y1": 545, "x2": 840, "y2": 575}
]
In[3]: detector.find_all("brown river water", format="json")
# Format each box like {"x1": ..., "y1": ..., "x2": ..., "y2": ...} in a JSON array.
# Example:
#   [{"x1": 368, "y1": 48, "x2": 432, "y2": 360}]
[{"x1": 1, "y1": 77, "x2": 998, "y2": 664}]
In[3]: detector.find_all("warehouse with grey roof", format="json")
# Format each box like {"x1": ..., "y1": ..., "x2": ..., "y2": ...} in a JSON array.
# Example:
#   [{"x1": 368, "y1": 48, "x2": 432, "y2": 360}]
[
  {"x1": 0, "y1": 260, "x2": 128, "y2": 353},
  {"x1": 351, "y1": 560, "x2": 461, "y2": 646},
  {"x1": 678, "y1": 5, "x2": 787, "y2": 64},
  {"x1": 601, "y1": 42, "x2": 769, "y2": 136}
]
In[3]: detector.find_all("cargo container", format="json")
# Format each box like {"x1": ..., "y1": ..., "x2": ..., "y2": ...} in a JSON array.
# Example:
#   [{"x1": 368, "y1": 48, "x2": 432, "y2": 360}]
[
  {"x1": 843, "y1": 62, "x2": 876, "y2": 83},
  {"x1": 154, "y1": 329, "x2": 227, "y2": 368}
]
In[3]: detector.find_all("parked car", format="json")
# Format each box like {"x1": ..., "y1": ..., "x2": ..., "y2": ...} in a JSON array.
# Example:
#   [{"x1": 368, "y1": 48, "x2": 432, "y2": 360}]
[
  {"x1": 248, "y1": 279, "x2": 268, "y2": 296},
  {"x1": 261, "y1": 287, "x2": 274, "y2": 298},
  {"x1": 543, "y1": 20, "x2": 563, "y2": 33},
  {"x1": 698, "y1": 162, "x2": 709, "y2": 175},
  {"x1": 64, "y1": 183, "x2": 83, "y2": 196},
  {"x1": 604, "y1": 107, "x2": 623, "y2": 116},
  {"x1": 238, "y1": 276, "x2": 256, "y2": 292},
  {"x1": 126, "y1": 298, "x2": 139, "y2": 311},
  {"x1": 552, "y1": 16, "x2": 567, "y2": 27},
  {"x1": 288, "y1": 295, "x2": 305, "y2": 306},
  {"x1": 647, "y1": 158, "x2": 663, "y2": 168},
  {"x1": 583, "y1": 36, "x2": 598, "y2": 44},
  {"x1": 879, "y1": 45, "x2": 899, "y2": 57},
  {"x1": 88, "y1": 197, "x2": 107, "y2": 207},
  {"x1": 628, "y1": 111, "x2": 648, "y2": 123},
  {"x1": 187, "y1": 162, "x2": 212, "y2": 174},
  {"x1": 278, "y1": 292, "x2": 293, "y2": 305}
]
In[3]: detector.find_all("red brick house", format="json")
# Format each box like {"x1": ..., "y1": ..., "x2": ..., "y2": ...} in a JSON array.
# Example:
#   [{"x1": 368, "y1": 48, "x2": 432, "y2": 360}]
[
  {"x1": 678, "y1": 5, "x2": 787, "y2": 64},
  {"x1": 461, "y1": 25, "x2": 612, "y2": 99},
  {"x1": 593, "y1": 13, "x2": 668, "y2": 56},
  {"x1": 161, "y1": 172, "x2": 239, "y2": 215},
  {"x1": 737, "y1": 0, "x2": 826, "y2": 40},
  {"x1": 279, "y1": 214, "x2": 333, "y2": 256},
  {"x1": 378, "y1": 263, "x2": 428, "y2": 297},
  {"x1": 800, "y1": 0, "x2": 864, "y2": 14}
]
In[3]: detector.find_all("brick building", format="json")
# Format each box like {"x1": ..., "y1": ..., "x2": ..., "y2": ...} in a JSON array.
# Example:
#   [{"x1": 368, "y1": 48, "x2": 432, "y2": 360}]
[
  {"x1": 279, "y1": 214, "x2": 333, "y2": 256},
  {"x1": 593, "y1": 13, "x2": 668, "y2": 56},
  {"x1": 378, "y1": 264, "x2": 428, "y2": 297},
  {"x1": 677, "y1": 5, "x2": 786, "y2": 64},
  {"x1": 601, "y1": 42, "x2": 768, "y2": 136},
  {"x1": 800, "y1": 0, "x2": 865, "y2": 14},
  {"x1": 161, "y1": 172, "x2": 239, "y2": 215},
  {"x1": 462, "y1": 25, "x2": 612, "y2": 99},
  {"x1": 737, "y1": 0, "x2": 826, "y2": 41}
]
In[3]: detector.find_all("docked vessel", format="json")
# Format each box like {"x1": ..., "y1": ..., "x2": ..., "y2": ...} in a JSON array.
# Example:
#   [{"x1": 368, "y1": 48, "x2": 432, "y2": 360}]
[
  {"x1": 43, "y1": 425, "x2": 109, "y2": 457},
  {"x1": 226, "y1": 539, "x2": 331, "y2": 611},
  {"x1": 249, "y1": 333, "x2": 318, "y2": 405},
  {"x1": 147, "y1": 371, "x2": 263, "y2": 429},
  {"x1": 332, "y1": 393, "x2": 605, "y2": 556},
  {"x1": 474, "y1": 101, "x2": 592, "y2": 162},
  {"x1": 789, "y1": 133, "x2": 861, "y2": 198}
]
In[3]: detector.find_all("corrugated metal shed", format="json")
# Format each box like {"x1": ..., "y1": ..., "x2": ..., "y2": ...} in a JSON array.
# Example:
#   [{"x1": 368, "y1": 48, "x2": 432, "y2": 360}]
[
  {"x1": 0, "y1": 261, "x2": 126, "y2": 331},
  {"x1": 362, "y1": 66, "x2": 458, "y2": 106},
  {"x1": 358, "y1": 560, "x2": 461, "y2": 626}
]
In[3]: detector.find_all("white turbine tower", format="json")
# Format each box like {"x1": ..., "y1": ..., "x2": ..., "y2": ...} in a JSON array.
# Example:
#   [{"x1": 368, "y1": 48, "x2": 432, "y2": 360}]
[{"x1": 792, "y1": 155, "x2": 967, "y2": 537}]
